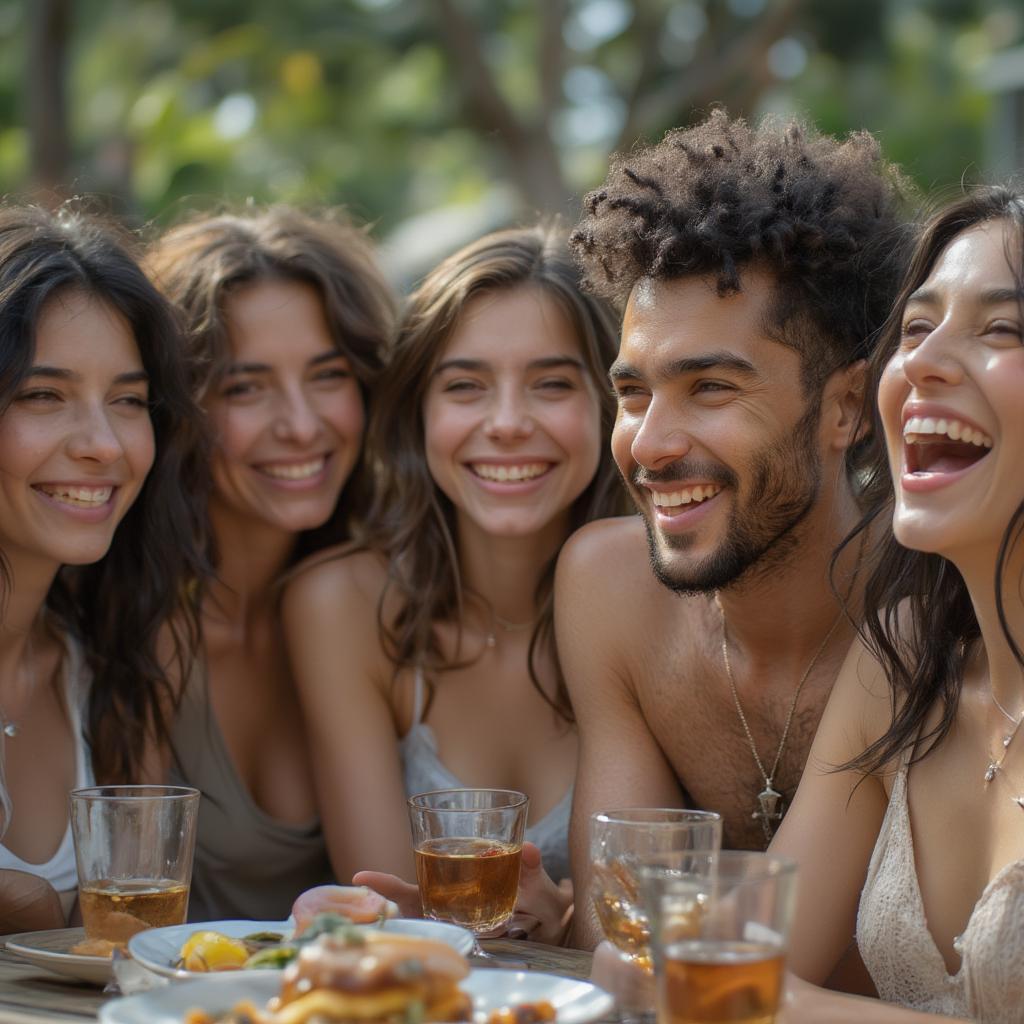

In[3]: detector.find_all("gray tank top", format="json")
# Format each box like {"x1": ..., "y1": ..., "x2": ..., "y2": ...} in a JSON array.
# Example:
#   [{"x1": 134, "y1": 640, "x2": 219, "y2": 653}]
[
  {"x1": 398, "y1": 668, "x2": 573, "y2": 883},
  {"x1": 169, "y1": 661, "x2": 333, "y2": 922}
]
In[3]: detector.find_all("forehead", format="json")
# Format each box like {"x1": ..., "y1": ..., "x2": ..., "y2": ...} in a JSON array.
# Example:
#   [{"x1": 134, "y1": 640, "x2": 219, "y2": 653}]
[
  {"x1": 223, "y1": 278, "x2": 335, "y2": 361},
  {"x1": 35, "y1": 289, "x2": 141, "y2": 368},
  {"x1": 913, "y1": 220, "x2": 1019, "y2": 298},
  {"x1": 441, "y1": 285, "x2": 580, "y2": 362},
  {"x1": 621, "y1": 271, "x2": 784, "y2": 369}
]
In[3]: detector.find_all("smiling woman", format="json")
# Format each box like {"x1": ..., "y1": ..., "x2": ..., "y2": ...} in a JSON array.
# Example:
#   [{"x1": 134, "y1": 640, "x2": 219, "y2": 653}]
[
  {"x1": 145, "y1": 206, "x2": 395, "y2": 922},
  {"x1": 282, "y1": 225, "x2": 627, "y2": 927},
  {"x1": 0, "y1": 203, "x2": 206, "y2": 932}
]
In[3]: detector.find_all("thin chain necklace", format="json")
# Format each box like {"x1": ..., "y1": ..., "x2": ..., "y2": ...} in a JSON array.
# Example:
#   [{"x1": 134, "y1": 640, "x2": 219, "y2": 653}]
[
  {"x1": 484, "y1": 607, "x2": 536, "y2": 649},
  {"x1": 715, "y1": 593, "x2": 843, "y2": 842},
  {"x1": 0, "y1": 631, "x2": 36, "y2": 739},
  {"x1": 983, "y1": 680, "x2": 1024, "y2": 808}
]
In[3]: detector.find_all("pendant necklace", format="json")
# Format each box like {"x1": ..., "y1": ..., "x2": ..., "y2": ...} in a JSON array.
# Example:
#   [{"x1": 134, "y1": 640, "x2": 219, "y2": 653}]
[
  {"x1": 982, "y1": 681, "x2": 1024, "y2": 809},
  {"x1": 0, "y1": 631, "x2": 36, "y2": 739},
  {"x1": 484, "y1": 607, "x2": 536, "y2": 649},
  {"x1": 715, "y1": 593, "x2": 843, "y2": 842}
]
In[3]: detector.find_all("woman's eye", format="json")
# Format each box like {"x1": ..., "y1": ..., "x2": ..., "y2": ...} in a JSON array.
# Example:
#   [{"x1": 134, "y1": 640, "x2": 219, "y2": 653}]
[
  {"x1": 443, "y1": 379, "x2": 483, "y2": 393},
  {"x1": 984, "y1": 320, "x2": 1022, "y2": 340},
  {"x1": 15, "y1": 388, "x2": 61, "y2": 404},
  {"x1": 221, "y1": 380, "x2": 258, "y2": 398},
  {"x1": 114, "y1": 394, "x2": 150, "y2": 409},
  {"x1": 536, "y1": 377, "x2": 574, "y2": 391},
  {"x1": 900, "y1": 318, "x2": 932, "y2": 342},
  {"x1": 313, "y1": 366, "x2": 352, "y2": 382}
]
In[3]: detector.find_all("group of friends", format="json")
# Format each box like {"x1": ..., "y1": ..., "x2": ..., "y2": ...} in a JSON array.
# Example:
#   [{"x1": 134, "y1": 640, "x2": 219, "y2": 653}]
[{"x1": 0, "y1": 108, "x2": 1021, "y2": 1022}]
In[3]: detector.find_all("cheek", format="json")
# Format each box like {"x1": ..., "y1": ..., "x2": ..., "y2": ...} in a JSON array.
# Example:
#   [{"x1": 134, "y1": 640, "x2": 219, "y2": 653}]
[
  {"x1": 320, "y1": 387, "x2": 365, "y2": 445},
  {"x1": 876, "y1": 358, "x2": 907, "y2": 453}
]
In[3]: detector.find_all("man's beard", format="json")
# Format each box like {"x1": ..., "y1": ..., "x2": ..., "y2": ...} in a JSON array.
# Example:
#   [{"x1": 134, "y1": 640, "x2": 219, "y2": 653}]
[{"x1": 633, "y1": 398, "x2": 823, "y2": 595}]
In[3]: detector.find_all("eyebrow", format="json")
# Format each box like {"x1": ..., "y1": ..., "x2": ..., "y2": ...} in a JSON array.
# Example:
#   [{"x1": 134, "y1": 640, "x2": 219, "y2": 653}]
[
  {"x1": 608, "y1": 351, "x2": 758, "y2": 383},
  {"x1": 27, "y1": 365, "x2": 149, "y2": 385},
  {"x1": 433, "y1": 355, "x2": 586, "y2": 375},
  {"x1": 223, "y1": 350, "x2": 348, "y2": 376},
  {"x1": 907, "y1": 287, "x2": 1024, "y2": 307}
]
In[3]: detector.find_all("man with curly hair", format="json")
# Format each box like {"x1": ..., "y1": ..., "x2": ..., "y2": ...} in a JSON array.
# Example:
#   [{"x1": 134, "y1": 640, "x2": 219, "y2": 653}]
[{"x1": 558, "y1": 110, "x2": 911, "y2": 948}]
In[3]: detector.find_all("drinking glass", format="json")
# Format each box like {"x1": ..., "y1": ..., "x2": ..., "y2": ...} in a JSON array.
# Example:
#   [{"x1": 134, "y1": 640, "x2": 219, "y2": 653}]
[
  {"x1": 408, "y1": 788, "x2": 528, "y2": 936},
  {"x1": 70, "y1": 785, "x2": 199, "y2": 946},
  {"x1": 646, "y1": 850, "x2": 798, "y2": 1024},
  {"x1": 590, "y1": 808, "x2": 722, "y2": 974}
]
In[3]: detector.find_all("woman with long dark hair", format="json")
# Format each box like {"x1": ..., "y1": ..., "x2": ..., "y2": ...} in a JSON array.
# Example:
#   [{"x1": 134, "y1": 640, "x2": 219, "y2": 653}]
[
  {"x1": 773, "y1": 185, "x2": 1024, "y2": 1022},
  {"x1": 284, "y1": 225, "x2": 626, "y2": 922},
  {"x1": 0, "y1": 203, "x2": 205, "y2": 931},
  {"x1": 146, "y1": 206, "x2": 394, "y2": 922}
]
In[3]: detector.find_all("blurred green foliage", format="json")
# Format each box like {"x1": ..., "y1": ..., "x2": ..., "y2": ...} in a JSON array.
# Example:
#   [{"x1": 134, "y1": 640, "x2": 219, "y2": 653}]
[{"x1": 0, "y1": 0, "x2": 1020, "y2": 232}]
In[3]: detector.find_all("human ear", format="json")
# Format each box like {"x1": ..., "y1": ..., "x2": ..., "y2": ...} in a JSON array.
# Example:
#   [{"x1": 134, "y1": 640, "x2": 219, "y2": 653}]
[{"x1": 821, "y1": 359, "x2": 867, "y2": 452}]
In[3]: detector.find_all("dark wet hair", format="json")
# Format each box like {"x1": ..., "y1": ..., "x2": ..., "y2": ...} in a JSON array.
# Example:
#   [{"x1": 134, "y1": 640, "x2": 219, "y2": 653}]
[
  {"x1": 364, "y1": 224, "x2": 628, "y2": 720},
  {"x1": 571, "y1": 109, "x2": 912, "y2": 402},
  {"x1": 146, "y1": 205, "x2": 395, "y2": 560},
  {"x1": 0, "y1": 202, "x2": 209, "y2": 784},
  {"x1": 838, "y1": 184, "x2": 1024, "y2": 775}
]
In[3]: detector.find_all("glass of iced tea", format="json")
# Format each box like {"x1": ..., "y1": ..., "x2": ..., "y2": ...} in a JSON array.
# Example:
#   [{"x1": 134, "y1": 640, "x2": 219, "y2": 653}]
[
  {"x1": 408, "y1": 788, "x2": 528, "y2": 936},
  {"x1": 647, "y1": 851, "x2": 797, "y2": 1024},
  {"x1": 590, "y1": 809, "x2": 722, "y2": 975},
  {"x1": 70, "y1": 784, "x2": 199, "y2": 949}
]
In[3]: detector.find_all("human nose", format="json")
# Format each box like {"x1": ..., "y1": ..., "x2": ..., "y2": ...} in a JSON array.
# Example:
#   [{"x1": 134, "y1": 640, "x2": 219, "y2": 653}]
[
  {"x1": 901, "y1": 323, "x2": 965, "y2": 389},
  {"x1": 627, "y1": 397, "x2": 693, "y2": 469},
  {"x1": 272, "y1": 385, "x2": 322, "y2": 445},
  {"x1": 65, "y1": 402, "x2": 126, "y2": 464},
  {"x1": 484, "y1": 385, "x2": 533, "y2": 441}
]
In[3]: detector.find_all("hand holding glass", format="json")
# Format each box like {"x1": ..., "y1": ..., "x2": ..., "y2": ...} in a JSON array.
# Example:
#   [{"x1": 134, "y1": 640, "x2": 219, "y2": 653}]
[
  {"x1": 70, "y1": 785, "x2": 199, "y2": 946},
  {"x1": 408, "y1": 788, "x2": 528, "y2": 935}
]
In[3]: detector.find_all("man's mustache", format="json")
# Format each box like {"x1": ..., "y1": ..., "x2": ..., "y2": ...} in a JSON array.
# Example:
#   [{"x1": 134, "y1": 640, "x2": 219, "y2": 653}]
[{"x1": 631, "y1": 459, "x2": 736, "y2": 490}]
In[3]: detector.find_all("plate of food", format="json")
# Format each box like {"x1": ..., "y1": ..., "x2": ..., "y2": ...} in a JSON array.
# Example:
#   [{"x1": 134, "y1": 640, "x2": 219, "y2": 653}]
[
  {"x1": 128, "y1": 913, "x2": 476, "y2": 978},
  {"x1": 100, "y1": 930, "x2": 614, "y2": 1024},
  {"x1": 4, "y1": 927, "x2": 114, "y2": 985}
]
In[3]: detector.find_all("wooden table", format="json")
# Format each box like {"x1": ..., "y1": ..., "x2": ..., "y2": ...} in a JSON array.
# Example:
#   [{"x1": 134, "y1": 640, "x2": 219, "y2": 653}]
[{"x1": 0, "y1": 938, "x2": 596, "y2": 1024}]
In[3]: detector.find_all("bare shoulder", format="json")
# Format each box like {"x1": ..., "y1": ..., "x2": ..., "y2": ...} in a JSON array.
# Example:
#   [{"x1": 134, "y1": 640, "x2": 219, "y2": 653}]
[
  {"x1": 556, "y1": 515, "x2": 662, "y2": 604},
  {"x1": 283, "y1": 545, "x2": 388, "y2": 620}
]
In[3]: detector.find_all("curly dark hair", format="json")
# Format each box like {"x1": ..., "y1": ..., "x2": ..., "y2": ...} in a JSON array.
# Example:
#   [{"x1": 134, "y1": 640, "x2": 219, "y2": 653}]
[
  {"x1": 570, "y1": 109, "x2": 913, "y2": 394},
  {"x1": 0, "y1": 202, "x2": 209, "y2": 785}
]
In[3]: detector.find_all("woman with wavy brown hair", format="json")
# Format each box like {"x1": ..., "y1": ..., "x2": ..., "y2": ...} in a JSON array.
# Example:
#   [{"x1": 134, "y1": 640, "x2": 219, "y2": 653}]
[
  {"x1": 0, "y1": 203, "x2": 205, "y2": 932},
  {"x1": 284, "y1": 224, "x2": 626, "y2": 926},
  {"x1": 146, "y1": 206, "x2": 394, "y2": 922}
]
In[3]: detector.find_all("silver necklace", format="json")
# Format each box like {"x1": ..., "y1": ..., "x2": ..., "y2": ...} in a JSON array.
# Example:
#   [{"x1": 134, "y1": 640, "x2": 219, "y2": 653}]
[
  {"x1": 484, "y1": 607, "x2": 535, "y2": 649},
  {"x1": 983, "y1": 681, "x2": 1024, "y2": 801},
  {"x1": 0, "y1": 632, "x2": 36, "y2": 739},
  {"x1": 715, "y1": 593, "x2": 843, "y2": 841}
]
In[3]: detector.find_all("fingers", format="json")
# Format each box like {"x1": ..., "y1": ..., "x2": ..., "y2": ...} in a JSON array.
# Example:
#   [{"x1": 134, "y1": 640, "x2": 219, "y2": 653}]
[
  {"x1": 520, "y1": 841, "x2": 543, "y2": 870},
  {"x1": 351, "y1": 871, "x2": 422, "y2": 919}
]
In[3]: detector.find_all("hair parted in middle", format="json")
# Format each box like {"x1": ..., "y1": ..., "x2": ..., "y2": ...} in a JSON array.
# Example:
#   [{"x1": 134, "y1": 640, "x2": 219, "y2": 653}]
[
  {"x1": 570, "y1": 108, "x2": 914, "y2": 393},
  {"x1": 146, "y1": 205, "x2": 396, "y2": 560},
  {"x1": 364, "y1": 223, "x2": 629, "y2": 720}
]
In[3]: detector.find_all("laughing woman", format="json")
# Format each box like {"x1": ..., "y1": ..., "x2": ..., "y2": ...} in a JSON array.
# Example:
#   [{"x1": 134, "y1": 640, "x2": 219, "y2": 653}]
[
  {"x1": 283, "y1": 226, "x2": 626, "y2": 923},
  {"x1": 0, "y1": 205, "x2": 204, "y2": 931},
  {"x1": 146, "y1": 207, "x2": 394, "y2": 922},
  {"x1": 773, "y1": 186, "x2": 1024, "y2": 1023}
]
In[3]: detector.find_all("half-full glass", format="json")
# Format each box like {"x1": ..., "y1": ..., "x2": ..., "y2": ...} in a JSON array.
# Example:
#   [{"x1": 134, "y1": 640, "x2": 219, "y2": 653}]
[
  {"x1": 590, "y1": 808, "x2": 722, "y2": 973},
  {"x1": 646, "y1": 850, "x2": 798, "y2": 1024},
  {"x1": 408, "y1": 787, "x2": 528, "y2": 935},
  {"x1": 70, "y1": 785, "x2": 199, "y2": 947}
]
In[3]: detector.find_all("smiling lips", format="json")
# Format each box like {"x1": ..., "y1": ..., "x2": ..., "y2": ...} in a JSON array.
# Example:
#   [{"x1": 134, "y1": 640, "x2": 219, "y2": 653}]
[
  {"x1": 34, "y1": 484, "x2": 114, "y2": 509},
  {"x1": 651, "y1": 484, "x2": 722, "y2": 510},
  {"x1": 902, "y1": 415, "x2": 993, "y2": 476},
  {"x1": 257, "y1": 455, "x2": 328, "y2": 481}
]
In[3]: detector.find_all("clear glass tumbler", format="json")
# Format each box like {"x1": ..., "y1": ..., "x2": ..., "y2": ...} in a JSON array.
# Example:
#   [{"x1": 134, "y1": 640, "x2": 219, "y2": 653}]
[{"x1": 70, "y1": 784, "x2": 199, "y2": 946}]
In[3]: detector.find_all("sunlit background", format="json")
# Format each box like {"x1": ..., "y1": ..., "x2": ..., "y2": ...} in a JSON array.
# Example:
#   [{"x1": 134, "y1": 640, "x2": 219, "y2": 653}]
[{"x1": 5, "y1": 0, "x2": 1024, "y2": 281}]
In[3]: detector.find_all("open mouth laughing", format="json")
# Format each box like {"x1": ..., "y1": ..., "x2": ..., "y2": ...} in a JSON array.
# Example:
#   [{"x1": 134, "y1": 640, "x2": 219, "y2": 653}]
[{"x1": 902, "y1": 414, "x2": 992, "y2": 477}]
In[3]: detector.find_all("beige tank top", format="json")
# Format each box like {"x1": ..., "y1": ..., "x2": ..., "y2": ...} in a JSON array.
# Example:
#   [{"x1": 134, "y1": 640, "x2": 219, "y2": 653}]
[
  {"x1": 857, "y1": 760, "x2": 1024, "y2": 1022},
  {"x1": 169, "y1": 660, "x2": 333, "y2": 922}
]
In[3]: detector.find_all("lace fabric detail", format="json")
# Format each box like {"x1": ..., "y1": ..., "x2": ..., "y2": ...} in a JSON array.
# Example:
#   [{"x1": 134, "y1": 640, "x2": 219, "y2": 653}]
[{"x1": 857, "y1": 763, "x2": 1024, "y2": 1022}]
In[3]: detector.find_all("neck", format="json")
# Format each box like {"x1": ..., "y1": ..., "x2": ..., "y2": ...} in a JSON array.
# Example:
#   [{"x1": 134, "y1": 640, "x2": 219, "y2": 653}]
[
  {"x1": 206, "y1": 499, "x2": 297, "y2": 626},
  {"x1": 456, "y1": 512, "x2": 570, "y2": 627},
  {"x1": 953, "y1": 544, "x2": 1024, "y2": 714},
  {"x1": 0, "y1": 551, "x2": 57, "y2": 702},
  {"x1": 716, "y1": 474, "x2": 863, "y2": 667}
]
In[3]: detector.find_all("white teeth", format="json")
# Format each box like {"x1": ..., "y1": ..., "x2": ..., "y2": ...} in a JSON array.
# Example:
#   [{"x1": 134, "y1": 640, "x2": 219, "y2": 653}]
[
  {"x1": 472, "y1": 462, "x2": 548, "y2": 482},
  {"x1": 260, "y1": 457, "x2": 325, "y2": 480},
  {"x1": 903, "y1": 415, "x2": 992, "y2": 448},
  {"x1": 652, "y1": 484, "x2": 722, "y2": 508},
  {"x1": 37, "y1": 485, "x2": 113, "y2": 507}
]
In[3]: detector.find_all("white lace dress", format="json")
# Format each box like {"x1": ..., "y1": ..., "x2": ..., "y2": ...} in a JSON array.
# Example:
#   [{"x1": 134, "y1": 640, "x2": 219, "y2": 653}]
[{"x1": 856, "y1": 762, "x2": 1024, "y2": 1022}]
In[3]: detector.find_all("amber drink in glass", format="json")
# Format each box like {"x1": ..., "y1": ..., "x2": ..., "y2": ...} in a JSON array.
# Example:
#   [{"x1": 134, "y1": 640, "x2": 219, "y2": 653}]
[
  {"x1": 409, "y1": 788, "x2": 528, "y2": 935},
  {"x1": 70, "y1": 785, "x2": 199, "y2": 947},
  {"x1": 648, "y1": 851, "x2": 797, "y2": 1024}
]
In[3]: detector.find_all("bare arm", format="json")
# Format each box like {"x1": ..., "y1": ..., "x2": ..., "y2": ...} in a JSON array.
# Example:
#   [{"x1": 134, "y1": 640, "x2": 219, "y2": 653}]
[
  {"x1": 770, "y1": 637, "x2": 892, "y2": 984},
  {"x1": 555, "y1": 522, "x2": 683, "y2": 950},
  {"x1": 283, "y1": 554, "x2": 415, "y2": 883},
  {"x1": 781, "y1": 976, "x2": 968, "y2": 1023}
]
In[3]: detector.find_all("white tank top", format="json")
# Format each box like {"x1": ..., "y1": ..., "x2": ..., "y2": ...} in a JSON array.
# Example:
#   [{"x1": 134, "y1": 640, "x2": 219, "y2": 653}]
[{"x1": 0, "y1": 636, "x2": 93, "y2": 897}]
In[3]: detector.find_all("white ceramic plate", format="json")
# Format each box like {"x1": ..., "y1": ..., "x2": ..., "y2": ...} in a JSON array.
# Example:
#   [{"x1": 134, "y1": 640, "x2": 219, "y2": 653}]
[
  {"x1": 128, "y1": 916, "x2": 476, "y2": 979},
  {"x1": 99, "y1": 967, "x2": 615, "y2": 1023},
  {"x1": 4, "y1": 927, "x2": 113, "y2": 986}
]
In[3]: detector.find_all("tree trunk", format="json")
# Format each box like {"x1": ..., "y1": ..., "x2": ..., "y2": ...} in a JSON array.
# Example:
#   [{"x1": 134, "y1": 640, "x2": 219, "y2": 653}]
[{"x1": 27, "y1": 0, "x2": 73, "y2": 197}]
